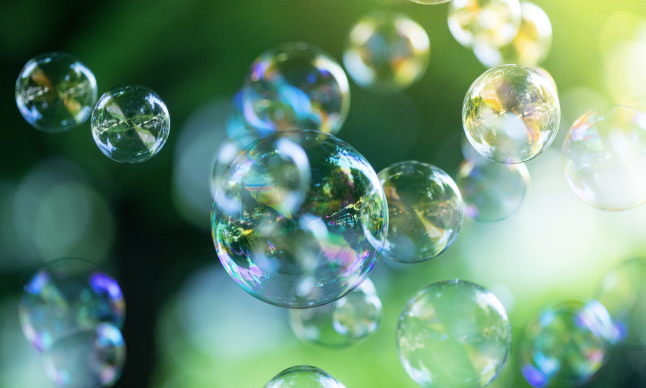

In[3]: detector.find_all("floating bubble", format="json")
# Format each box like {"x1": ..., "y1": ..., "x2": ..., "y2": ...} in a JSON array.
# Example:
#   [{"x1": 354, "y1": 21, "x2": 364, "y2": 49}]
[
  {"x1": 15, "y1": 52, "x2": 97, "y2": 133},
  {"x1": 397, "y1": 279, "x2": 511, "y2": 388},
  {"x1": 448, "y1": 0, "x2": 521, "y2": 50},
  {"x1": 20, "y1": 258, "x2": 125, "y2": 353},
  {"x1": 343, "y1": 12, "x2": 430, "y2": 92},
  {"x1": 463, "y1": 64, "x2": 560, "y2": 163},
  {"x1": 43, "y1": 323, "x2": 126, "y2": 388},
  {"x1": 563, "y1": 105, "x2": 646, "y2": 211},
  {"x1": 91, "y1": 85, "x2": 170, "y2": 163},
  {"x1": 212, "y1": 130, "x2": 387, "y2": 308},
  {"x1": 378, "y1": 161, "x2": 463, "y2": 263},
  {"x1": 243, "y1": 43, "x2": 350, "y2": 135},
  {"x1": 265, "y1": 366, "x2": 347, "y2": 388},
  {"x1": 289, "y1": 300, "x2": 356, "y2": 349},
  {"x1": 533, "y1": 67, "x2": 557, "y2": 94}
]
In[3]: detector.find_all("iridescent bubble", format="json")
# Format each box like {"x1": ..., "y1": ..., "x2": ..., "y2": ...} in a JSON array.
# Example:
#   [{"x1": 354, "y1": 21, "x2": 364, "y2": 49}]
[
  {"x1": 343, "y1": 12, "x2": 430, "y2": 92},
  {"x1": 265, "y1": 366, "x2": 347, "y2": 388},
  {"x1": 15, "y1": 52, "x2": 97, "y2": 133},
  {"x1": 91, "y1": 85, "x2": 170, "y2": 163},
  {"x1": 210, "y1": 139, "x2": 244, "y2": 200},
  {"x1": 378, "y1": 161, "x2": 463, "y2": 263},
  {"x1": 212, "y1": 130, "x2": 388, "y2": 308},
  {"x1": 243, "y1": 43, "x2": 350, "y2": 135},
  {"x1": 519, "y1": 301, "x2": 609, "y2": 387},
  {"x1": 43, "y1": 323, "x2": 126, "y2": 388},
  {"x1": 563, "y1": 105, "x2": 646, "y2": 211},
  {"x1": 463, "y1": 64, "x2": 560, "y2": 163},
  {"x1": 533, "y1": 67, "x2": 557, "y2": 94},
  {"x1": 448, "y1": 0, "x2": 521, "y2": 49},
  {"x1": 397, "y1": 279, "x2": 511, "y2": 388},
  {"x1": 19, "y1": 258, "x2": 125, "y2": 353}
]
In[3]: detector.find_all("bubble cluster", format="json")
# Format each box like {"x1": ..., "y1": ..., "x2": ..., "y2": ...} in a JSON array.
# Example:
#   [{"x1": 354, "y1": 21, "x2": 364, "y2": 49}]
[{"x1": 265, "y1": 366, "x2": 347, "y2": 388}]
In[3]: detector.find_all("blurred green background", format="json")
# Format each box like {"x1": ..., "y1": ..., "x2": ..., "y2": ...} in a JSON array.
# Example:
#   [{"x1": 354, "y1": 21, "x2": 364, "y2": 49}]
[{"x1": 1, "y1": 0, "x2": 646, "y2": 387}]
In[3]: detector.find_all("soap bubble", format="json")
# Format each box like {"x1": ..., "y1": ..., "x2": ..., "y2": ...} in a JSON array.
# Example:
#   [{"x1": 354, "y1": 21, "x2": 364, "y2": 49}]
[
  {"x1": 463, "y1": 64, "x2": 560, "y2": 163},
  {"x1": 43, "y1": 323, "x2": 126, "y2": 388},
  {"x1": 15, "y1": 52, "x2": 97, "y2": 133},
  {"x1": 343, "y1": 12, "x2": 430, "y2": 92},
  {"x1": 212, "y1": 130, "x2": 388, "y2": 308},
  {"x1": 19, "y1": 258, "x2": 125, "y2": 353},
  {"x1": 265, "y1": 366, "x2": 346, "y2": 388},
  {"x1": 243, "y1": 42, "x2": 350, "y2": 135},
  {"x1": 378, "y1": 161, "x2": 463, "y2": 263},
  {"x1": 448, "y1": 0, "x2": 521, "y2": 50},
  {"x1": 289, "y1": 302, "x2": 356, "y2": 348},
  {"x1": 533, "y1": 67, "x2": 557, "y2": 94},
  {"x1": 210, "y1": 139, "x2": 244, "y2": 200},
  {"x1": 456, "y1": 154, "x2": 529, "y2": 222},
  {"x1": 397, "y1": 279, "x2": 511, "y2": 388},
  {"x1": 91, "y1": 85, "x2": 170, "y2": 163},
  {"x1": 563, "y1": 105, "x2": 646, "y2": 211},
  {"x1": 519, "y1": 301, "x2": 609, "y2": 387}
]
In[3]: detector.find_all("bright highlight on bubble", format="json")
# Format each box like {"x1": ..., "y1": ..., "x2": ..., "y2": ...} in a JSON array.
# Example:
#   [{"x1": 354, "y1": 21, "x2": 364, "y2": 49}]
[
  {"x1": 265, "y1": 366, "x2": 347, "y2": 388},
  {"x1": 448, "y1": 0, "x2": 521, "y2": 51},
  {"x1": 409, "y1": 0, "x2": 451, "y2": 4}
]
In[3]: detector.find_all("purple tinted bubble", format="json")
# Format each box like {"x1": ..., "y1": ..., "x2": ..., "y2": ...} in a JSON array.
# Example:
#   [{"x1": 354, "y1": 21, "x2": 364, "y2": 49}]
[
  {"x1": 25, "y1": 271, "x2": 49, "y2": 295},
  {"x1": 522, "y1": 364, "x2": 549, "y2": 387},
  {"x1": 90, "y1": 273, "x2": 123, "y2": 301}
]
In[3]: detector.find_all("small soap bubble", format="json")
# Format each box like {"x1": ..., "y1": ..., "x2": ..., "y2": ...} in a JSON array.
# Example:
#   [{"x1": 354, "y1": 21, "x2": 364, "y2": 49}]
[
  {"x1": 378, "y1": 161, "x2": 463, "y2": 263},
  {"x1": 15, "y1": 52, "x2": 97, "y2": 133},
  {"x1": 463, "y1": 65, "x2": 560, "y2": 163},
  {"x1": 563, "y1": 105, "x2": 646, "y2": 211},
  {"x1": 91, "y1": 85, "x2": 170, "y2": 163},
  {"x1": 343, "y1": 12, "x2": 430, "y2": 92},
  {"x1": 19, "y1": 258, "x2": 125, "y2": 353},
  {"x1": 331, "y1": 278, "x2": 382, "y2": 340},
  {"x1": 397, "y1": 280, "x2": 511, "y2": 388},
  {"x1": 448, "y1": 0, "x2": 521, "y2": 50},
  {"x1": 265, "y1": 366, "x2": 347, "y2": 388},
  {"x1": 290, "y1": 302, "x2": 356, "y2": 349},
  {"x1": 243, "y1": 43, "x2": 350, "y2": 135}
]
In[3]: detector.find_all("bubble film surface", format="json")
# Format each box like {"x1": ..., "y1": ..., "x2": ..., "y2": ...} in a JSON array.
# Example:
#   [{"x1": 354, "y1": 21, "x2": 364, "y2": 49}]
[
  {"x1": 343, "y1": 12, "x2": 430, "y2": 92},
  {"x1": 15, "y1": 52, "x2": 97, "y2": 133},
  {"x1": 378, "y1": 161, "x2": 463, "y2": 263},
  {"x1": 563, "y1": 105, "x2": 646, "y2": 211},
  {"x1": 331, "y1": 277, "x2": 382, "y2": 340},
  {"x1": 289, "y1": 301, "x2": 356, "y2": 348},
  {"x1": 91, "y1": 85, "x2": 170, "y2": 163},
  {"x1": 19, "y1": 258, "x2": 125, "y2": 353},
  {"x1": 397, "y1": 280, "x2": 511, "y2": 388},
  {"x1": 463, "y1": 65, "x2": 560, "y2": 163},
  {"x1": 448, "y1": 0, "x2": 521, "y2": 50},
  {"x1": 265, "y1": 366, "x2": 347, "y2": 388},
  {"x1": 243, "y1": 43, "x2": 350, "y2": 135},
  {"x1": 212, "y1": 130, "x2": 388, "y2": 308}
]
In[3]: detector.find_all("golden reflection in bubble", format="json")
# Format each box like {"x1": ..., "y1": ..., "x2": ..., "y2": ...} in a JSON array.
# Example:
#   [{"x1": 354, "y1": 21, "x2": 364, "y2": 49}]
[{"x1": 448, "y1": 0, "x2": 521, "y2": 49}]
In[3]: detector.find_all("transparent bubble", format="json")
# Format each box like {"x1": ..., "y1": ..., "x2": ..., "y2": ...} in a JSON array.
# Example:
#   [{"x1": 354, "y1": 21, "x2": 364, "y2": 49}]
[
  {"x1": 563, "y1": 105, "x2": 646, "y2": 211},
  {"x1": 463, "y1": 65, "x2": 560, "y2": 163},
  {"x1": 265, "y1": 366, "x2": 347, "y2": 388},
  {"x1": 91, "y1": 85, "x2": 170, "y2": 163},
  {"x1": 448, "y1": 0, "x2": 521, "y2": 50},
  {"x1": 15, "y1": 52, "x2": 97, "y2": 134},
  {"x1": 533, "y1": 67, "x2": 557, "y2": 94},
  {"x1": 289, "y1": 300, "x2": 356, "y2": 348},
  {"x1": 19, "y1": 258, "x2": 125, "y2": 353},
  {"x1": 519, "y1": 301, "x2": 609, "y2": 387},
  {"x1": 378, "y1": 161, "x2": 463, "y2": 263},
  {"x1": 343, "y1": 12, "x2": 430, "y2": 92},
  {"x1": 210, "y1": 139, "x2": 244, "y2": 200},
  {"x1": 397, "y1": 279, "x2": 511, "y2": 388},
  {"x1": 243, "y1": 43, "x2": 350, "y2": 135},
  {"x1": 456, "y1": 154, "x2": 529, "y2": 222},
  {"x1": 212, "y1": 130, "x2": 388, "y2": 308},
  {"x1": 43, "y1": 323, "x2": 126, "y2": 388}
]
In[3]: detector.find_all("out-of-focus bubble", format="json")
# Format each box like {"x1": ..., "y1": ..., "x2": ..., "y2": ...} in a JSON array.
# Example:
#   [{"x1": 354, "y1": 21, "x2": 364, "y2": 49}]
[
  {"x1": 563, "y1": 105, "x2": 646, "y2": 211},
  {"x1": 343, "y1": 12, "x2": 430, "y2": 92},
  {"x1": 378, "y1": 161, "x2": 463, "y2": 263},
  {"x1": 488, "y1": 283, "x2": 515, "y2": 314},
  {"x1": 91, "y1": 85, "x2": 170, "y2": 163},
  {"x1": 15, "y1": 52, "x2": 97, "y2": 133},
  {"x1": 555, "y1": 87, "x2": 610, "y2": 147},
  {"x1": 519, "y1": 301, "x2": 609, "y2": 387},
  {"x1": 19, "y1": 258, "x2": 125, "y2": 353},
  {"x1": 243, "y1": 43, "x2": 350, "y2": 135},
  {"x1": 212, "y1": 130, "x2": 387, "y2": 308},
  {"x1": 463, "y1": 64, "x2": 560, "y2": 163},
  {"x1": 227, "y1": 88, "x2": 265, "y2": 147},
  {"x1": 210, "y1": 139, "x2": 244, "y2": 200},
  {"x1": 265, "y1": 366, "x2": 347, "y2": 388},
  {"x1": 43, "y1": 323, "x2": 126, "y2": 388},
  {"x1": 626, "y1": 95, "x2": 646, "y2": 112},
  {"x1": 448, "y1": 0, "x2": 521, "y2": 50},
  {"x1": 289, "y1": 302, "x2": 357, "y2": 349},
  {"x1": 397, "y1": 279, "x2": 511, "y2": 388}
]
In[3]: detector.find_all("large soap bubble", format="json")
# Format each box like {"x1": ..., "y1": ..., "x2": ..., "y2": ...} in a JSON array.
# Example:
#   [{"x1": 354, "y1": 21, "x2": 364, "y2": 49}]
[
  {"x1": 265, "y1": 366, "x2": 346, "y2": 388},
  {"x1": 463, "y1": 65, "x2": 560, "y2": 163},
  {"x1": 563, "y1": 105, "x2": 646, "y2": 211},
  {"x1": 212, "y1": 130, "x2": 388, "y2": 308},
  {"x1": 397, "y1": 279, "x2": 511, "y2": 388},
  {"x1": 448, "y1": 0, "x2": 521, "y2": 50}
]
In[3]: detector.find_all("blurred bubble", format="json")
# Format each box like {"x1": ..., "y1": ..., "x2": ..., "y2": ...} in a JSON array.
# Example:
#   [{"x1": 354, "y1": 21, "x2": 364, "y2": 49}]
[
  {"x1": 563, "y1": 105, "x2": 646, "y2": 211},
  {"x1": 555, "y1": 87, "x2": 610, "y2": 147},
  {"x1": 488, "y1": 283, "x2": 515, "y2": 314},
  {"x1": 226, "y1": 88, "x2": 265, "y2": 146},
  {"x1": 463, "y1": 64, "x2": 560, "y2": 163},
  {"x1": 343, "y1": 12, "x2": 430, "y2": 92},
  {"x1": 448, "y1": 0, "x2": 521, "y2": 50},
  {"x1": 397, "y1": 279, "x2": 511, "y2": 388},
  {"x1": 603, "y1": 18, "x2": 646, "y2": 102},
  {"x1": 290, "y1": 302, "x2": 356, "y2": 349},
  {"x1": 265, "y1": 366, "x2": 347, "y2": 388},
  {"x1": 378, "y1": 161, "x2": 463, "y2": 263}
]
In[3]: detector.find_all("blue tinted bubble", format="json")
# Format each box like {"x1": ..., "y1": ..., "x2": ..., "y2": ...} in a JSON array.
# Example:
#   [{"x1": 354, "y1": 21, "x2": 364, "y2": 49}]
[{"x1": 265, "y1": 366, "x2": 347, "y2": 388}]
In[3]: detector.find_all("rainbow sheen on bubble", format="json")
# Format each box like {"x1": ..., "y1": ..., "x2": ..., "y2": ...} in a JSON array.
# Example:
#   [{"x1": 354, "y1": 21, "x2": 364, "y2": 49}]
[
  {"x1": 15, "y1": 52, "x2": 97, "y2": 133},
  {"x1": 563, "y1": 105, "x2": 646, "y2": 211},
  {"x1": 448, "y1": 0, "x2": 521, "y2": 50},
  {"x1": 397, "y1": 280, "x2": 511, "y2": 388},
  {"x1": 265, "y1": 366, "x2": 347, "y2": 388},
  {"x1": 378, "y1": 161, "x2": 463, "y2": 263},
  {"x1": 463, "y1": 65, "x2": 560, "y2": 163},
  {"x1": 343, "y1": 12, "x2": 430, "y2": 92}
]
